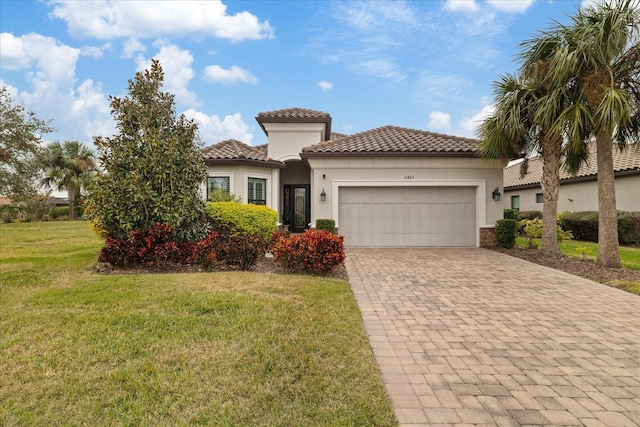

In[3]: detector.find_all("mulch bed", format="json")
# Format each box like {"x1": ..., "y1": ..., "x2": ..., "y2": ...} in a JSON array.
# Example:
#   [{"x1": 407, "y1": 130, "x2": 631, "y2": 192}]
[{"x1": 491, "y1": 246, "x2": 640, "y2": 285}]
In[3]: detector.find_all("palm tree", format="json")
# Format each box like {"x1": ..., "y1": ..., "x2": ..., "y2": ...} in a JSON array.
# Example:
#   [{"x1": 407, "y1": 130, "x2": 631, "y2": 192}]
[
  {"x1": 478, "y1": 70, "x2": 568, "y2": 257},
  {"x1": 41, "y1": 141, "x2": 96, "y2": 220},
  {"x1": 521, "y1": 0, "x2": 640, "y2": 268}
]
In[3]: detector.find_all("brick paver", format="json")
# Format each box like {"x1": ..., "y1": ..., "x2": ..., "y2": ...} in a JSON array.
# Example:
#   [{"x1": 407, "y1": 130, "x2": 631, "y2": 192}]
[{"x1": 346, "y1": 248, "x2": 640, "y2": 426}]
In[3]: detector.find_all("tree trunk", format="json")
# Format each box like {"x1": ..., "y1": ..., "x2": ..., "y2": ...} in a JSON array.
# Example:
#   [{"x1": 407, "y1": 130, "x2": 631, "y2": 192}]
[
  {"x1": 595, "y1": 133, "x2": 621, "y2": 268},
  {"x1": 540, "y1": 133, "x2": 562, "y2": 257},
  {"x1": 68, "y1": 189, "x2": 76, "y2": 221}
]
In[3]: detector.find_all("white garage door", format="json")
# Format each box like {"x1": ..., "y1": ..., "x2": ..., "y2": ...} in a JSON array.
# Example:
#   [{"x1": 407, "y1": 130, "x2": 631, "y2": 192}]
[{"x1": 339, "y1": 187, "x2": 476, "y2": 247}]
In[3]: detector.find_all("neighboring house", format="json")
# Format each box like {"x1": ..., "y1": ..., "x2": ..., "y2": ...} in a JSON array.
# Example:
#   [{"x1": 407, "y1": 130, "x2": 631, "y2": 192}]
[
  {"x1": 201, "y1": 108, "x2": 503, "y2": 247},
  {"x1": 503, "y1": 142, "x2": 640, "y2": 213}
]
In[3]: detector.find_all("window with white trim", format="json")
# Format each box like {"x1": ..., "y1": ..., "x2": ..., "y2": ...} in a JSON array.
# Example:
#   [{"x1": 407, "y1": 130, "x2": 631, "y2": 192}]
[
  {"x1": 207, "y1": 176, "x2": 230, "y2": 200},
  {"x1": 247, "y1": 177, "x2": 267, "y2": 205}
]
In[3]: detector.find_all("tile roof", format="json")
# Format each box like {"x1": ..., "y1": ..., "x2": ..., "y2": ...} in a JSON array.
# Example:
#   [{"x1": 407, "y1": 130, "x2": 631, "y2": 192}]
[
  {"x1": 256, "y1": 107, "x2": 331, "y2": 119},
  {"x1": 201, "y1": 139, "x2": 284, "y2": 167},
  {"x1": 301, "y1": 125, "x2": 480, "y2": 157},
  {"x1": 504, "y1": 143, "x2": 640, "y2": 189}
]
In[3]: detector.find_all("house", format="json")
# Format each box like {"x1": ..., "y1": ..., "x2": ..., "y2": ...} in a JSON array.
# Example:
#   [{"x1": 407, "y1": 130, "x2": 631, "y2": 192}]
[
  {"x1": 201, "y1": 108, "x2": 504, "y2": 247},
  {"x1": 503, "y1": 142, "x2": 640, "y2": 213}
]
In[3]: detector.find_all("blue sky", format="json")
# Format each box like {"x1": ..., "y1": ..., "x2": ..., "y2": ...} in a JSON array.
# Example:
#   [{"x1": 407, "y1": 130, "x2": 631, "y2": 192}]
[{"x1": 1, "y1": 0, "x2": 596, "y2": 148}]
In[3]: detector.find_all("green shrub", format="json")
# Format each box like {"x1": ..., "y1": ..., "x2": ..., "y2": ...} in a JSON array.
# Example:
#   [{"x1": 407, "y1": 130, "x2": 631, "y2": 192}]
[
  {"x1": 49, "y1": 206, "x2": 70, "y2": 219},
  {"x1": 520, "y1": 218, "x2": 542, "y2": 248},
  {"x1": 0, "y1": 206, "x2": 20, "y2": 223},
  {"x1": 617, "y1": 211, "x2": 640, "y2": 245},
  {"x1": 519, "y1": 210, "x2": 542, "y2": 220},
  {"x1": 208, "y1": 188, "x2": 241, "y2": 203},
  {"x1": 315, "y1": 219, "x2": 336, "y2": 234},
  {"x1": 503, "y1": 209, "x2": 519, "y2": 220},
  {"x1": 495, "y1": 219, "x2": 518, "y2": 249},
  {"x1": 206, "y1": 202, "x2": 277, "y2": 243},
  {"x1": 559, "y1": 211, "x2": 599, "y2": 242},
  {"x1": 560, "y1": 211, "x2": 639, "y2": 244}
]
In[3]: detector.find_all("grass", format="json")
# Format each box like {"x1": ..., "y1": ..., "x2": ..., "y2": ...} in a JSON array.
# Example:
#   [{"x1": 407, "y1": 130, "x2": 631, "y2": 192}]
[
  {"x1": 516, "y1": 237, "x2": 640, "y2": 271},
  {"x1": 0, "y1": 222, "x2": 397, "y2": 426}
]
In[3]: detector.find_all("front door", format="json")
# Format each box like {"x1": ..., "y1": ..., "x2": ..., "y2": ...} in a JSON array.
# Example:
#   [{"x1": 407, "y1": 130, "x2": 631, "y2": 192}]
[{"x1": 284, "y1": 185, "x2": 310, "y2": 233}]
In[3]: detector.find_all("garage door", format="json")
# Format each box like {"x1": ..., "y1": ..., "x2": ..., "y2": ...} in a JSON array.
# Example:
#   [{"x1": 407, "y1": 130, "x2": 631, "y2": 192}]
[{"x1": 339, "y1": 187, "x2": 476, "y2": 247}]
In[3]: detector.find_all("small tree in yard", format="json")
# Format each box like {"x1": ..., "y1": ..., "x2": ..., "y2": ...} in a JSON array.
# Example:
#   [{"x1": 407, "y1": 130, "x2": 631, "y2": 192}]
[
  {"x1": 0, "y1": 84, "x2": 53, "y2": 218},
  {"x1": 86, "y1": 59, "x2": 207, "y2": 241}
]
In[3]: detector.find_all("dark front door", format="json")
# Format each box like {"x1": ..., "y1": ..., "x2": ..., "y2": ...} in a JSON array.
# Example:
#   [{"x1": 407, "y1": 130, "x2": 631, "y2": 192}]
[{"x1": 284, "y1": 185, "x2": 310, "y2": 233}]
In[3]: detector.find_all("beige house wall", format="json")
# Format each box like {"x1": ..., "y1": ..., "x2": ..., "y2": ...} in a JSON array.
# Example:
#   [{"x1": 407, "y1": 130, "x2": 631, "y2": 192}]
[
  {"x1": 262, "y1": 122, "x2": 325, "y2": 162},
  {"x1": 504, "y1": 174, "x2": 640, "y2": 213},
  {"x1": 306, "y1": 156, "x2": 504, "y2": 246},
  {"x1": 202, "y1": 164, "x2": 279, "y2": 211}
]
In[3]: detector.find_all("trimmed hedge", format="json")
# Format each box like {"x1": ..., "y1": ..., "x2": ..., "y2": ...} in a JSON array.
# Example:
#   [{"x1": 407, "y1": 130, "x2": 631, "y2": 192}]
[
  {"x1": 315, "y1": 218, "x2": 336, "y2": 234},
  {"x1": 206, "y1": 202, "x2": 277, "y2": 243},
  {"x1": 496, "y1": 219, "x2": 518, "y2": 249},
  {"x1": 49, "y1": 206, "x2": 70, "y2": 219},
  {"x1": 503, "y1": 209, "x2": 519, "y2": 220},
  {"x1": 559, "y1": 211, "x2": 640, "y2": 244},
  {"x1": 519, "y1": 210, "x2": 542, "y2": 220}
]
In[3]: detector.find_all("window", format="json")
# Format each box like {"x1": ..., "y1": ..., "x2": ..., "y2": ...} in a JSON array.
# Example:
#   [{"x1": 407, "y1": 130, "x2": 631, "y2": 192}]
[
  {"x1": 536, "y1": 193, "x2": 543, "y2": 203},
  {"x1": 511, "y1": 195, "x2": 520, "y2": 211},
  {"x1": 207, "y1": 176, "x2": 230, "y2": 199},
  {"x1": 247, "y1": 178, "x2": 266, "y2": 205}
]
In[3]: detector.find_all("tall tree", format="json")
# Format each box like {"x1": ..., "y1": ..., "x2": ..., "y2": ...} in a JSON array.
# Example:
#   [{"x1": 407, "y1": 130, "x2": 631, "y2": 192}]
[
  {"x1": 41, "y1": 141, "x2": 96, "y2": 220},
  {"x1": 521, "y1": 0, "x2": 640, "y2": 268},
  {"x1": 86, "y1": 59, "x2": 207, "y2": 241},
  {"x1": 478, "y1": 70, "x2": 570, "y2": 257},
  {"x1": 0, "y1": 84, "x2": 53, "y2": 209}
]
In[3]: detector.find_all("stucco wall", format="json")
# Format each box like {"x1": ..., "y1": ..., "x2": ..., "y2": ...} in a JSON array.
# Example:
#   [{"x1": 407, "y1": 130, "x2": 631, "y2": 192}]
[
  {"x1": 306, "y1": 156, "x2": 504, "y2": 235},
  {"x1": 504, "y1": 174, "x2": 640, "y2": 213},
  {"x1": 262, "y1": 122, "x2": 325, "y2": 162},
  {"x1": 202, "y1": 164, "x2": 278, "y2": 211}
]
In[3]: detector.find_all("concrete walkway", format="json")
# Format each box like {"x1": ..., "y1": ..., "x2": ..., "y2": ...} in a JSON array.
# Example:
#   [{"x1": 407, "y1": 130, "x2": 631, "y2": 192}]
[{"x1": 346, "y1": 248, "x2": 640, "y2": 426}]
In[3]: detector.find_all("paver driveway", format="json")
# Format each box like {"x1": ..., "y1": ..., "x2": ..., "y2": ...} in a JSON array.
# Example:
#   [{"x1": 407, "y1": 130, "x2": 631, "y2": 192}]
[{"x1": 346, "y1": 248, "x2": 640, "y2": 427}]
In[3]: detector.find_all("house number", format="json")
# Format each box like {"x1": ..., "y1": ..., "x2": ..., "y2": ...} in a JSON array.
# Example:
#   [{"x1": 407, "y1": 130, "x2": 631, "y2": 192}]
[{"x1": 404, "y1": 175, "x2": 415, "y2": 179}]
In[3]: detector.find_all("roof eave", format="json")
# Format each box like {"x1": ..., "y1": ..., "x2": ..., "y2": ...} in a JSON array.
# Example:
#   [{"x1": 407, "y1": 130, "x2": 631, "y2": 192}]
[
  {"x1": 255, "y1": 116, "x2": 332, "y2": 141},
  {"x1": 300, "y1": 150, "x2": 479, "y2": 159},
  {"x1": 203, "y1": 158, "x2": 286, "y2": 168}
]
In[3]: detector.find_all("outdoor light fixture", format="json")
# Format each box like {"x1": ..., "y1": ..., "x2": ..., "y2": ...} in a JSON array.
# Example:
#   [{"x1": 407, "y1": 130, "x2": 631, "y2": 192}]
[
  {"x1": 320, "y1": 188, "x2": 326, "y2": 201},
  {"x1": 492, "y1": 187, "x2": 501, "y2": 202}
]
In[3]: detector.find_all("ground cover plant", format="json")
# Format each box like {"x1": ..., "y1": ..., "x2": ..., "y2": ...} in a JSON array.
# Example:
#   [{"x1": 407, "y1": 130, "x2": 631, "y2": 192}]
[{"x1": 0, "y1": 222, "x2": 396, "y2": 426}]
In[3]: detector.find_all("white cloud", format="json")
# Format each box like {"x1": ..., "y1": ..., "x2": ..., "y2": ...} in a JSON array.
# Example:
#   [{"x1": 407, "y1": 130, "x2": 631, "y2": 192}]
[
  {"x1": 414, "y1": 73, "x2": 473, "y2": 105},
  {"x1": 581, "y1": 0, "x2": 601, "y2": 8},
  {"x1": 459, "y1": 104, "x2": 495, "y2": 134},
  {"x1": 122, "y1": 39, "x2": 146, "y2": 59},
  {"x1": 183, "y1": 109, "x2": 254, "y2": 145},
  {"x1": 317, "y1": 81, "x2": 333, "y2": 91},
  {"x1": 49, "y1": 0, "x2": 274, "y2": 42},
  {"x1": 444, "y1": 1, "x2": 479, "y2": 12},
  {"x1": 203, "y1": 65, "x2": 258, "y2": 84},
  {"x1": 428, "y1": 111, "x2": 451, "y2": 129},
  {"x1": 486, "y1": 0, "x2": 534, "y2": 13},
  {"x1": 336, "y1": 0, "x2": 418, "y2": 30},
  {"x1": 80, "y1": 43, "x2": 110, "y2": 58},
  {"x1": 136, "y1": 44, "x2": 198, "y2": 106},
  {"x1": 0, "y1": 33, "x2": 79, "y2": 85}
]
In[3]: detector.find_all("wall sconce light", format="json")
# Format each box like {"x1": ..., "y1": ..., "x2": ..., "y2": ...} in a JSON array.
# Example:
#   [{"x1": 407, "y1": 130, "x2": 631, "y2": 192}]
[
  {"x1": 492, "y1": 187, "x2": 501, "y2": 202},
  {"x1": 322, "y1": 174, "x2": 326, "y2": 179},
  {"x1": 320, "y1": 188, "x2": 326, "y2": 201}
]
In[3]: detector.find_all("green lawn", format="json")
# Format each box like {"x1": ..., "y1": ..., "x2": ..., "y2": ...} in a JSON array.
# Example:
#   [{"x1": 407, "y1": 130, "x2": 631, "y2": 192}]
[
  {"x1": 516, "y1": 237, "x2": 640, "y2": 271},
  {"x1": 0, "y1": 222, "x2": 397, "y2": 426}
]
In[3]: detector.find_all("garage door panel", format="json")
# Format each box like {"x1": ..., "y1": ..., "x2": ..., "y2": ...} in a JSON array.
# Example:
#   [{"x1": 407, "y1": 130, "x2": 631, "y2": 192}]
[{"x1": 339, "y1": 186, "x2": 476, "y2": 247}]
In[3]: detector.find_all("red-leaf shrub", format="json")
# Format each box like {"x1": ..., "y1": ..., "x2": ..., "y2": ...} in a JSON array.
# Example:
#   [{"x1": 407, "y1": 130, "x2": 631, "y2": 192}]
[
  {"x1": 99, "y1": 222, "x2": 192, "y2": 268},
  {"x1": 300, "y1": 229, "x2": 346, "y2": 273},
  {"x1": 218, "y1": 234, "x2": 266, "y2": 270},
  {"x1": 271, "y1": 233, "x2": 304, "y2": 272},
  {"x1": 188, "y1": 230, "x2": 222, "y2": 270},
  {"x1": 272, "y1": 229, "x2": 345, "y2": 274}
]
